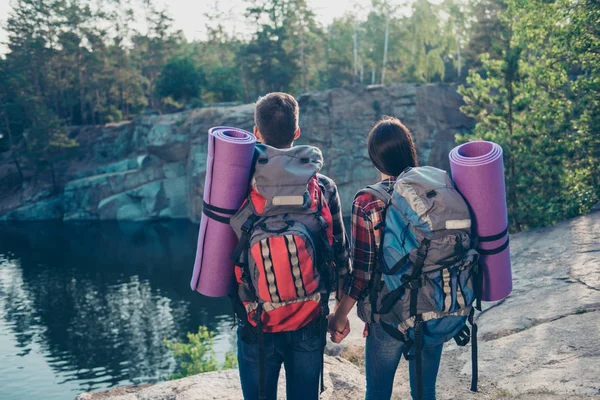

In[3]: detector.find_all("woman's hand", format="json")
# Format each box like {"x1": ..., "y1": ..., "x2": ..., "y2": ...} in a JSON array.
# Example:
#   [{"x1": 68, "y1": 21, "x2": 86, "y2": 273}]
[{"x1": 327, "y1": 313, "x2": 350, "y2": 343}]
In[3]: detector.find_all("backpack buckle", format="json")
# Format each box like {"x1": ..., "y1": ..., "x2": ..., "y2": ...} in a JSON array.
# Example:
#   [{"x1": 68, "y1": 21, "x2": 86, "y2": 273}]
[
  {"x1": 241, "y1": 217, "x2": 255, "y2": 233},
  {"x1": 402, "y1": 278, "x2": 423, "y2": 290},
  {"x1": 454, "y1": 325, "x2": 471, "y2": 346},
  {"x1": 316, "y1": 214, "x2": 328, "y2": 230}
]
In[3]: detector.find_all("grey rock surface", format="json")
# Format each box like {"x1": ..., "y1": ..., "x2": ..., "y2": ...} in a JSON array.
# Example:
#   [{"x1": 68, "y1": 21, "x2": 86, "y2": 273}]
[
  {"x1": 328, "y1": 208, "x2": 600, "y2": 399},
  {"x1": 75, "y1": 356, "x2": 365, "y2": 400},
  {"x1": 76, "y1": 209, "x2": 600, "y2": 399},
  {"x1": 0, "y1": 84, "x2": 472, "y2": 221}
]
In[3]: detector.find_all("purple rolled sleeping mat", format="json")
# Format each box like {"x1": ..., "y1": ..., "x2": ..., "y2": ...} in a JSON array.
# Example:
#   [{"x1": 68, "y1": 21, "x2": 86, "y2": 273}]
[
  {"x1": 449, "y1": 141, "x2": 512, "y2": 302},
  {"x1": 191, "y1": 126, "x2": 256, "y2": 297}
]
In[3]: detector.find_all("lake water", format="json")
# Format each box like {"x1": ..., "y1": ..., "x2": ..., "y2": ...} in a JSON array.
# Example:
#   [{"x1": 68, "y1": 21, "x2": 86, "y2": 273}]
[{"x1": 0, "y1": 221, "x2": 235, "y2": 400}]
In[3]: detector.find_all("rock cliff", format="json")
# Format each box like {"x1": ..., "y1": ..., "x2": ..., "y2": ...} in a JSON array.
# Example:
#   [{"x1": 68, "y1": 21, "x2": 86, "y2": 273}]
[
  {"x1": 0, "y1": 84, "x2": 472, "y2": 221},
  {"x1": 76, "y1": 207, "x2": 600, "y2": 399}
]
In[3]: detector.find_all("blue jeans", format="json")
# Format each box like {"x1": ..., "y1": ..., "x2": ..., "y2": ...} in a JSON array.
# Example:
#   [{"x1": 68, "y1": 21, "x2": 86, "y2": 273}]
[
  {"x1": 237, "y1": 319, "x2": 323, "y2": 400},
  {"x1": 366, "y1": 323, "x2": 443, "y2": 400}
]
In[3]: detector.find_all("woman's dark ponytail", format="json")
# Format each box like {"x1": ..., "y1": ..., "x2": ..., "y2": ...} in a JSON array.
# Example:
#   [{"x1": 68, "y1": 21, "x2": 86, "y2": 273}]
[{"x1": 367, "y1": 116, "x2": 418, "y2": 176}]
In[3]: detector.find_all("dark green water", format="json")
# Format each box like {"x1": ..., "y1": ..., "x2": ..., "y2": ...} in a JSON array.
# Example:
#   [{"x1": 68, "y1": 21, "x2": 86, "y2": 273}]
[{"x1": 0, "y1": 221, "x2": 235, "y2": 400}]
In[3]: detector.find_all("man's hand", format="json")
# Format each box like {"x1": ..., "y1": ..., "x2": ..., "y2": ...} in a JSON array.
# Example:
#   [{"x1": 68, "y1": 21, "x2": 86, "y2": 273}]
[{"x1": 327, "y1": 313, "x2": 350, "y2": 344}]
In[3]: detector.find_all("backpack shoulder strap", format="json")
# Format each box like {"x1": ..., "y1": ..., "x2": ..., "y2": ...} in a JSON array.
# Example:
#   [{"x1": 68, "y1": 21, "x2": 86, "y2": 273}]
[{"x1": 355, "y1": 182, "x2": 394, "y2": 204}]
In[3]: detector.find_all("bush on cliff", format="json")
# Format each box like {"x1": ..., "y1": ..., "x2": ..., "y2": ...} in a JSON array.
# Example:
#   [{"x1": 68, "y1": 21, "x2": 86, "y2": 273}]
[{"x1": 165, "y1": 326, "x2": 237, "y2": 379}]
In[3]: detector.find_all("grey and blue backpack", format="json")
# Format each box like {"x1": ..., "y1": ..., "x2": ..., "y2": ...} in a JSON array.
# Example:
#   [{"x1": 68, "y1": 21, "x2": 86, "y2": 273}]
[{"x1": 359, "y1": 166, "x2": 482, "y2": 399}]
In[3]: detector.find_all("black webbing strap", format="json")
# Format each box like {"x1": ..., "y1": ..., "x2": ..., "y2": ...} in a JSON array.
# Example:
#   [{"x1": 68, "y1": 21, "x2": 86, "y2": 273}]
[
  {"x1": 408, "y1": 239, "x2": 430, "y2": 317},
  {"x1": 478, "y1": 226, "x2": 509, "y2": 242},
  {"x1": 414, "y1": 317, "x2": 424, "y2": 400},
  {"x1": 256, "y1": 305, "x2": 266, "y2": 400},
  {"x1": 230, "y1": 216, "x2": 257, "y2": 263},
  {"x1": 412, "y1": 239, "x2": 431, "y2": 277},
  {"x1": 383, "y1": 254, "x2": 410, "y2": 275},
  {"x1": 202, "y1": 200, "x2": 238, "y2": 225},
  {"x1": 202, "y1": 207, "x2": 231, "y2": 225},
  {"x1": 319, "y1": 300, "x2": 330, "y2": 394},
  {"x1": 380, "y1": 320, "x2": 408, "y2": 342},
  {"x1": 477, "y1": 237, "x2": 510, "y2": 256},
  {"x1": 474, "y1": 262, "x2": 483, "y2": 311},
  {"x1": 469, "y1": 309, "x2": 478, "y2": 392},
  {"x1": 368, "y1": 269, "x2": 383, "y2": 323},
  {"x1": 379, "y1": 287, "x2": 404, "y2": 315},
  {"x1": 202, "y1": 200, "x2": 238, "y2": 216}
]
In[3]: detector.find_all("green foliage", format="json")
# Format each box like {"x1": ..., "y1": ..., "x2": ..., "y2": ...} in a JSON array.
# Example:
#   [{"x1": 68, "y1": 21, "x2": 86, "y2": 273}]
[
  {"x1": 205, "y1": 66, "x2": 243, "y2": 103},
  {"x1": 156, "y1": 57, "x2": 204, "y2": 103},
  {"x1": 165, "y1": 326, "x2": 237, "y2": 380},
  {"x1": 459, "y1": 0, "x2": 600, "y2": 231}
]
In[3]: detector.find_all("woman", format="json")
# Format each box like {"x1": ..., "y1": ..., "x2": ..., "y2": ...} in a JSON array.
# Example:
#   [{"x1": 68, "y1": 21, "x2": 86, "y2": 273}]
[{"x1": 328, "y1": 117, "x2": 443, "y2": 400}]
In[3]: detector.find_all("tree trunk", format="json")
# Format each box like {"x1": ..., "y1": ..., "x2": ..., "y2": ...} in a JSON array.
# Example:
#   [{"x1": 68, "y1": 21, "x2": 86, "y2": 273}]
[{"x1": 382, "y1": 13, "x2": 389, "y2": 85}]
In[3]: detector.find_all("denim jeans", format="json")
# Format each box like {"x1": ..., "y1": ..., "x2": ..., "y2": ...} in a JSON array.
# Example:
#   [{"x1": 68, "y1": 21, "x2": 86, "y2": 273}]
[
  {"x1": 365, "y1": 323, "x2": 443, "y2": 400},
  {"x1": 237, "y1": 318, "x2": 324, "y2": 400}
]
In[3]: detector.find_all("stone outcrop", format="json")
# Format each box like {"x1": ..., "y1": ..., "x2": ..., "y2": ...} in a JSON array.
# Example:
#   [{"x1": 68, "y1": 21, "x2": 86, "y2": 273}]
[
  {"x1": 0, "y1": 84, "x2": 472, "y2": 221},
  {"x1": 77, "y1": 207, "x2": 600, "y2": 399},
  {"x1": 75, "y1": 356, "x2": 366, "y2": 400}
]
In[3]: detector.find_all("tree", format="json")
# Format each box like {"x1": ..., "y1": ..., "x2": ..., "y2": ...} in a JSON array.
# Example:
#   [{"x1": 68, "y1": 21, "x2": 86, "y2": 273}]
[
  {"x1": 464, "y1": 0, "x2": 507, "y2": 70},
  {"x1": 156, "y1": 57, "x2": 204, "y2": 103},
  {"x1": 238, "y1": 0, "x2": 300, "y2": 96},
  {"x1": 408, "y1": 0, "x2": 446, "y2": 82},
  {"x1": 459, "y1": 0, "x2": 600, "y2": 231},
  {"x1": 324, "y1": 15, "x2": 355, "y2": 88}
]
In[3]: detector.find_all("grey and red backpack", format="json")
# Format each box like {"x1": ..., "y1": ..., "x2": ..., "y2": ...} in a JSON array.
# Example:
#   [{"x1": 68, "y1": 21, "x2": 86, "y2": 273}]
[{"x1": 229, "y1": 144, "x2": 337, "y2": 396}]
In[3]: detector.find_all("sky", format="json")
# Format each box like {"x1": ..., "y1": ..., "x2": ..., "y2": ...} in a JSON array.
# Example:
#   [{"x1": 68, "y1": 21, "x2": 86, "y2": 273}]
[{"x1": 0, "y1": 0, "x2": 374, "y2": 54}]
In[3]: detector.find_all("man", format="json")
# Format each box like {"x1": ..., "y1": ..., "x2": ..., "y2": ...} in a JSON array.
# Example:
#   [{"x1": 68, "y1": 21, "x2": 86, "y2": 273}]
[{"x1": 232, "y1": 92, "x2": 350, "y2": 400}]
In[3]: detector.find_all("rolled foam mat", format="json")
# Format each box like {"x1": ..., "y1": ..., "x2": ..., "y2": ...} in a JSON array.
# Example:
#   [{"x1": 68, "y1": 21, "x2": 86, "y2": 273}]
[
  {"x1": 191, "y1": 126, "x2": 256, "y2": 297},
  {"x1": 449, "y1": 141, "x2": 512, "y2": 302}
]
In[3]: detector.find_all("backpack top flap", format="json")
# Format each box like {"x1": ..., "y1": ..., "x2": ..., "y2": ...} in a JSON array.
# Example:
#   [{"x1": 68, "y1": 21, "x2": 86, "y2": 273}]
[
  {"x1": 251, "y1": 144, "x2": 324, "y2": 214},
  {"x1": 395, "y1": 166, "x2": 471, "y2": 235}
]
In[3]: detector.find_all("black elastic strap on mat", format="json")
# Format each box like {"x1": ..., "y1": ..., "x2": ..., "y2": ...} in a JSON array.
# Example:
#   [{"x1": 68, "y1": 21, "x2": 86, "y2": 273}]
[
  {"x1": 414, "y1": 317, "x2": 424, "y2": 400},
  {"x1": 477, "y1": 237, "x2": 510, "y2": 256},
  {"x1": 202, "y1": 200, "x2": 238, "y2": 215},
  {"x1": 202, "y1": 207, "x2": 231, "y2": 225},
  {"x1": 478, "y1": 226, "x2": 509, "y2": 242}
]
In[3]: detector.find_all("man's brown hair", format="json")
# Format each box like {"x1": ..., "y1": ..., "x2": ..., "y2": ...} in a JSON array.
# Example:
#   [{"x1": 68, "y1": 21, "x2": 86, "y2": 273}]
[{"x1": 254, "y1": 92, "x2": 299, "y2": 148}]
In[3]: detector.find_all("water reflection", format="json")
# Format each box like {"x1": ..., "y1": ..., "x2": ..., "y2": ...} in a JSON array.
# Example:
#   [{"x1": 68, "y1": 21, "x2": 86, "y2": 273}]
[{"x1": 0, "y1": 221, "x2": 234, "y2": 399}]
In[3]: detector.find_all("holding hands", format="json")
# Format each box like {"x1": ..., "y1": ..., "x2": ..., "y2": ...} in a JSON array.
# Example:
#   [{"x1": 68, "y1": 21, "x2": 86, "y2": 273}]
[{"x1": 327, "y1": 313, "x2": 351, "y2": 343}]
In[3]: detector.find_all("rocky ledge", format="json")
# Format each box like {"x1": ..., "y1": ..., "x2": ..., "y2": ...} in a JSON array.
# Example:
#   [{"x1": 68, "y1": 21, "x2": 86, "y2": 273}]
[
  {"x1": 0, "y1": 83, "x2": 472, "y2": 221},
  {"x1": 77, "y1": 207, "x2": 600, "y2": 399}
]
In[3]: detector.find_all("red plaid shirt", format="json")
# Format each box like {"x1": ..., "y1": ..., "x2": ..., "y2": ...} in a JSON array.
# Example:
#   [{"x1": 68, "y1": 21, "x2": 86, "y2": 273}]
[{"x1": 344, "y1": 178, "x2": 396, "y2": 300}]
